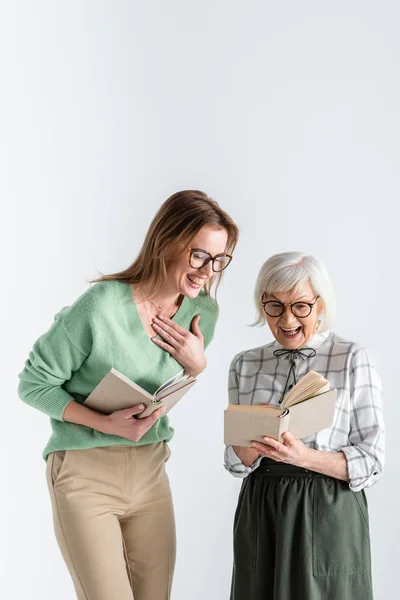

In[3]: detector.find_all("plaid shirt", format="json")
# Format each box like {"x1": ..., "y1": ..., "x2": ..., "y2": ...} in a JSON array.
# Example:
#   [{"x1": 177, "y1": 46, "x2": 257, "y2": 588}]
[{"x1": 224, "y1": 330, "x2": 385, "y2": 492}]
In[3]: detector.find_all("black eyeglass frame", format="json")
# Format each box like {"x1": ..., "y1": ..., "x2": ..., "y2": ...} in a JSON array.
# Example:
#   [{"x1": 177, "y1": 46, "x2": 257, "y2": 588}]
[
  {"x1": 261, "y1": 296, "x2": 320, "y2": 318},
  {"x1": 180, "y1": 243, "x2": 233, "y2": 273}
]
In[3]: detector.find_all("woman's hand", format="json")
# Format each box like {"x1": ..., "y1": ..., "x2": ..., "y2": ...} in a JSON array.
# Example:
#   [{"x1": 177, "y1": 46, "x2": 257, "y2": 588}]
[
  {"x1": 250, "y1": 431, "x2": 311, "y2": 467},
  {"x1": 103, "y1": 404, "x2": 166, "y2": 442},
  {"x1": 250, "y1": 432, "x2": 349, "y2": 481},
  {"x1": 151, "y1": 314, "x2": 206, "y2": 377}
]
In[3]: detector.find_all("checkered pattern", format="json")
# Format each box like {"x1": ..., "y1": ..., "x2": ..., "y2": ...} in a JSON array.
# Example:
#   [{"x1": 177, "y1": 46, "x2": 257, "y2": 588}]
[{"x1": 224, "y1": 330, "x2": 385, "y2": 491}]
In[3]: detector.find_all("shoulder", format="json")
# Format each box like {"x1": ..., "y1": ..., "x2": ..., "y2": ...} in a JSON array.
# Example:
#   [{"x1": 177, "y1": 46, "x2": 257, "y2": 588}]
[
  {"x1": 57, "y1": 280, "x2": 123, "y2": 326},
  {"x1": 191, "y1": 290, "x2": 219, "y2": 323},
  {"x1": 325, "y1": 331, "x2": 376, "y2": 369},
  {"x1": 230, "y1": 341, "x2": 276, "y2": 372}
]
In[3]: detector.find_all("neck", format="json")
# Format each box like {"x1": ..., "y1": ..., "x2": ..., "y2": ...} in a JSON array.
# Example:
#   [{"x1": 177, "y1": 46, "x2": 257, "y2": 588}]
[
  {"x1": 132, "y1": 284, "x2": 181, "y2": 309},
  {"x1": 151, "y1": 292, "x2": 181, "y2": 309},
  {"x1": 277, "y1": 330, "x2": 323, "y2": 351}
]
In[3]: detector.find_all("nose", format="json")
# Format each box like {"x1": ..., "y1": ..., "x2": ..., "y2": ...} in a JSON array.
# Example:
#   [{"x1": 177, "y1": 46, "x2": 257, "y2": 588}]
[
  {"x1": 198, "y1": 261, "x2": 213, "y2": 278},
  {"x1": 279, "y1": 306, "x2": 299, "y2": 326}
]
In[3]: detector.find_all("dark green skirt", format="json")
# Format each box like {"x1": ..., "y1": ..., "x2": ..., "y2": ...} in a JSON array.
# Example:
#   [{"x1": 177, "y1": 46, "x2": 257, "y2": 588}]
[{"x1": 230, "y1": 458, "x2": 373, "y2": 600}]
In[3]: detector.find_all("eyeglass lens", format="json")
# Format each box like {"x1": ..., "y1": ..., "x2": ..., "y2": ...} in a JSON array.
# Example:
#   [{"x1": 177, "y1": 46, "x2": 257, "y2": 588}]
[
  {"x1": 263, "y1": 301, "x2": 313, "y2": 318},
  {"x1": 190, "y1": 250, "x2": 230, "y2": 272}
]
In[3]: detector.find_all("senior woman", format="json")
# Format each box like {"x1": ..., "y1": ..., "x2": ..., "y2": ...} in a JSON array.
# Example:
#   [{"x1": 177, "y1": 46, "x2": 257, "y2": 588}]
[{"x1": 225, "y1": 252, "x2": 384, "y2": 600}]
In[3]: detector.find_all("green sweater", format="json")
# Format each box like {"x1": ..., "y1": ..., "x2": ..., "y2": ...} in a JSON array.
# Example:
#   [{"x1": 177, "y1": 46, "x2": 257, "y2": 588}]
[{"x1": 18, "y1": 281, "x2": 219, "y2": 459}]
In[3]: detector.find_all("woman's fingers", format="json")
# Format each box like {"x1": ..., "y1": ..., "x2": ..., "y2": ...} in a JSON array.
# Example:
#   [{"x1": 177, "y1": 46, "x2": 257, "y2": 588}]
[
  {"x1": 154, "y1": 314, "x2": 203, "y2": 341},
  {"x1": 137, "y1": 406, "x2": 166, "y2": 434},
  {"x1": 151, "y1": 314, "x2": 205, "y2": 376},
  {"x1": 105, "y1": 404, "x2": 166, "y2": 443},
  {"x1": 154, "y1": 316, "x2": 187, "y2": 339},
  {"x1": 116, "y1": 404, "x2": 145, "y2": 418},
  {"x1": 281, "y1": 431, "x2": 296, "y2": 446},
  {"x1": 151, "y1": 336, "x2": 177, "y2": 356},
  {"x1": 250, "y1": 439, "x2": 286, "y2": 458},
  {"x1": 262, "y1": 436, "x2": 286, "y2": 451},
  {"x1": 152, "y1": 319, "x2": 182, "y2": 348},
  {"x1": 250, "y1": 441, "x2": 270, "y2": 453},
  {"x1": 151, "y1": 405, "x2": 166, "y2": 420}
]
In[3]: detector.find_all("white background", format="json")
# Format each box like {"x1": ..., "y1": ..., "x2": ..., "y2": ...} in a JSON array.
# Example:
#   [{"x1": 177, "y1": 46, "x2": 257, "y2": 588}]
[{"x1": 1, "y1": 2, "x2": 399, "y2": 598}]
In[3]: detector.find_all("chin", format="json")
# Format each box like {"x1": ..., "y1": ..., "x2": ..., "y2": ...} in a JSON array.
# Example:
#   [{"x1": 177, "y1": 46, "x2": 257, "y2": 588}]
[
  {"x1": 275, "y1": 332, "x2": 306, "y2": 349},
  {"x1": 280, "y1": 339, "x2": 302, "y2": 349},
  {"x1": 181, "y1": 278, "x2": 205, "y2": 298}
]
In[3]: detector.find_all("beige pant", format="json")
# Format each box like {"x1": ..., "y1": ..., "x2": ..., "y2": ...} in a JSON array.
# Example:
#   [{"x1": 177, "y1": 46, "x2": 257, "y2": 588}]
[{"x1": 46, "y1": 442, "x2": 176, "y2": 600}]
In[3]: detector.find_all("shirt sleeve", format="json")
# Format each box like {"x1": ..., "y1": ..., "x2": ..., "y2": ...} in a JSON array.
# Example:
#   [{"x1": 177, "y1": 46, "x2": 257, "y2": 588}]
[
  {"x1": 341, "y1": 347, "x2": 385, "y2": 492},
  {"x1": 18, "y1": 306, "x2": 92, "y2": 421},
  {"x1": 224, "y1": 354, "x2": 263, "y2": 478}
]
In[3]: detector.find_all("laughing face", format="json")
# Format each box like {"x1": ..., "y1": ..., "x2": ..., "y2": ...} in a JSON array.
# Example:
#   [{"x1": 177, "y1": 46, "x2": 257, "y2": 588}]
[
  {"x1": 262, "y1": 280, "x2": 323, "y2": 349},
  {"x1": 165, "y1": 226, "x2": 229, "y2": 299}
]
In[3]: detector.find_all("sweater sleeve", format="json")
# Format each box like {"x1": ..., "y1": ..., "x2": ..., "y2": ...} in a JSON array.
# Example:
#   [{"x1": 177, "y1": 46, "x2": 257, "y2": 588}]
[
  {"x1": 18, "y1": 305, "x2": 92, "y2": 421},
  {"x1": 224, "y1": 354, "x2": 262, "y2": 478}
]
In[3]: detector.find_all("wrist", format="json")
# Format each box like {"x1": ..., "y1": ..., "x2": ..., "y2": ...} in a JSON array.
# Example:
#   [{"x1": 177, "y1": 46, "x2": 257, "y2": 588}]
[
  {"x1": 299, "y1": 447, "x2": 316, "y2": 469},
  {"x1": 188, "y1": 369, "x2": 201, "y2": 378},
  {"x1": 243, "y1": 452, "x2": 260, "y2": 467},
  {"x1": 96, "y1": 413, "x2": 114, "y2": 435},
  {"x1": 186, "y1": 359, "x2": 207, "y2": 378}
]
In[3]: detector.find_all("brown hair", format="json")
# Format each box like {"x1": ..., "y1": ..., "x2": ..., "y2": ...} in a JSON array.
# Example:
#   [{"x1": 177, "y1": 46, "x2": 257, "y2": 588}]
[{"x1": 92, "y1": 190, "x2": 239, "y2": 301}]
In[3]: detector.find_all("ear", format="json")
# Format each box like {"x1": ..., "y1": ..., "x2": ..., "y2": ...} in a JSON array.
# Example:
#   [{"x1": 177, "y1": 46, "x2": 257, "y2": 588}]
[{"x1": 316, "y1": 298, "x2": 324, "y2": 331}]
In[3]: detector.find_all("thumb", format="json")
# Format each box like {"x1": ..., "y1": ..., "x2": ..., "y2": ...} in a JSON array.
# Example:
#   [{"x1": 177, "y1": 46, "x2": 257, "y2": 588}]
[
  {"x1": 118, "y1": 404, "x2": 145, "y2": 418},
  {"x1": 191, "y1": 314, "x2": 202, "y2": 337},
  {"x1": 282, "y1": 431, "x2": 295, "y2": 446}
]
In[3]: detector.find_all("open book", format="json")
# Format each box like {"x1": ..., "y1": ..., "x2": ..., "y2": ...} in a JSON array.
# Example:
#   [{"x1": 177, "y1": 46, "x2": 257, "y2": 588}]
[
  {"x1": 84, "y1": 368, "x2": 196, "y2": 419},
  {"x1": 224, "y1": 370, "x2": 337, "y2": 446}
]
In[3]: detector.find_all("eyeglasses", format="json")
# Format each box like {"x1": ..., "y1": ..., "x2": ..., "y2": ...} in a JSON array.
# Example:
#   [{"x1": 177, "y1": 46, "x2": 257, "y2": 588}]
[
  {"x1": 181, "y1": 244, "x2": 233, "y2": 273},
  {"x1": 262, "y1": 296, "x2": 320, "y2": 318}
]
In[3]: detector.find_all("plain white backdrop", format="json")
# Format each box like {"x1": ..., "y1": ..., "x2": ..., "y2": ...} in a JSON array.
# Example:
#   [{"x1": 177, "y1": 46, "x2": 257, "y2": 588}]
[{"x1": 2, "y1": 2, "x2": 399, "y2": 599}]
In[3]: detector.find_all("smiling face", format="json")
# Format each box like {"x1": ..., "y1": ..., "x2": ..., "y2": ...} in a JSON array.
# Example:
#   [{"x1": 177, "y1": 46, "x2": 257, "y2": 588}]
[
  {"x1": 262, "y1": 280, "x2": 323, "y2": 349},
  {"x1": 165, "y1": 226, "x2": 229, "y2": 299}
]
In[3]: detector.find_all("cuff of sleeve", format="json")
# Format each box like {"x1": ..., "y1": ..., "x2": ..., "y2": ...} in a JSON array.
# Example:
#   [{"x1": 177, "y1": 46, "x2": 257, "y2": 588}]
[
  {"x1": 341, "y1": 446, "x2": 381, "y2": 492},
  {"x1": 19, "y1": 382, "x2": 75, "y2": 421},
  {"x1": 224, "y1": 446, "x2": 262, "y2": 478}
]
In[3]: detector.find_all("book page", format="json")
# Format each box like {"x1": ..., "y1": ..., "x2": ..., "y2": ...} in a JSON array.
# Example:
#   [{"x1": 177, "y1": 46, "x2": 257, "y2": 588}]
[
  {"x1": 288, "y1": 381, "x2": 331, "y2": 406},
  {"x1": 154, "y1": 370, "x2": 189, "y2": 396},
  {"x1": 156, "y1": 375, "x2": 196, "y2": 400},
  {"x1": 282, "y1": 370, "x2": 329, "y2": 409}
]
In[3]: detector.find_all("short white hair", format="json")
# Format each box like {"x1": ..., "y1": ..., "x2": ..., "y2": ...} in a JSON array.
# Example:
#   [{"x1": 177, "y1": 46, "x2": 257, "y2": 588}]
[{"x1": 253, "y1": 251, "x2": 336, "y2": 332}]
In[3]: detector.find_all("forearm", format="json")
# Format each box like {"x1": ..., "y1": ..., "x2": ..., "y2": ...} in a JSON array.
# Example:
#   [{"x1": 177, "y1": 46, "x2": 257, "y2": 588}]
[
  {"x1": 302, "y1": 448, "x2": 349, "y2": 482},
  {"x1": 62, "y1": 400, "x2": 111, "y2": 434},
  {"x1": 233, "y1": 445, "x2": 261, "y2": 467}
]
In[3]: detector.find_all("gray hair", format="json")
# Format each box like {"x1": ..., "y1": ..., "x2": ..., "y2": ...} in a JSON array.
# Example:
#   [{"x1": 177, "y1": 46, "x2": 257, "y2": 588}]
[{"x1": 253, "y1": 251, "x2": 336, "y2": 332}]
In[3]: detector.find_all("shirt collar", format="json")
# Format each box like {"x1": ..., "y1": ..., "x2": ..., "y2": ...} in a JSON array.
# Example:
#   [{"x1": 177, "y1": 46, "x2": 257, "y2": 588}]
[{"x1": 273, "y1": 329, "x2": 331, "y2": 354}]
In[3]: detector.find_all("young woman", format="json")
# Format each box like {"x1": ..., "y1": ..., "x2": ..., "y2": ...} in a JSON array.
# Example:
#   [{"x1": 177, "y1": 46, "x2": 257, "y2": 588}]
[
  {"x1": 19, "y1": 190, "x2": 239, "y2": 600},
  {"x1": 225, "y1": 251, "x2": 384, "y2": 600}
]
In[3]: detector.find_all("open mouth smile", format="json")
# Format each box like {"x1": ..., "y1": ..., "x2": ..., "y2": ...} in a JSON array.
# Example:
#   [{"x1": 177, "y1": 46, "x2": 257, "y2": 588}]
[
  {"x1": 187, "y1": 274, "x2": 206, "y2": 288},
  {"x1": 280, "y1": 326, "x2": 302, "y2": 338}
]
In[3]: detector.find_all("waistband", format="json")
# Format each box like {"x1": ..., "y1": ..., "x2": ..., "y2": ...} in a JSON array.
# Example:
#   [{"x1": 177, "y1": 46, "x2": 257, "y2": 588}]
[{"x1": 253, "y1": 458, "x2": 325, "y2": 478}]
